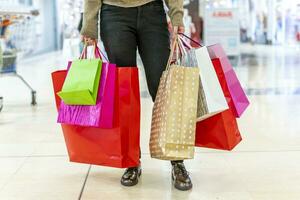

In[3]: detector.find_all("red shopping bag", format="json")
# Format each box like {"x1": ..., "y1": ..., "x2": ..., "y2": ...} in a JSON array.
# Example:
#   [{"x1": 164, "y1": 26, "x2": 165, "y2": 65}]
[
  {"x1": 195, "y1": 109, "x2": 242, "y2": 150},
  {"x1": 208, "y1": 44, "x2": 250, "y2": 118},
  {"x1": 51, "y1": 67, "x2": 140, "y2": 168}
]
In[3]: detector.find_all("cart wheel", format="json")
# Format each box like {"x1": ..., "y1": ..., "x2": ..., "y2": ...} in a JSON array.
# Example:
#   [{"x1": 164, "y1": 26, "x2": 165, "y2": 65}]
[
  {"x1": 0, "y1": 97, "x2": 3, "y2": 112},
  {"x1": 31, "y1": 91, "x2": 37, "y2": 106}
]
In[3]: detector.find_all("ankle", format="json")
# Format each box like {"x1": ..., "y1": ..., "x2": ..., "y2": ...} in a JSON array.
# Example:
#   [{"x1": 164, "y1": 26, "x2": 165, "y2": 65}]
[{"x1": 171, "y1": 160, "x2": 184, "y2": 165}]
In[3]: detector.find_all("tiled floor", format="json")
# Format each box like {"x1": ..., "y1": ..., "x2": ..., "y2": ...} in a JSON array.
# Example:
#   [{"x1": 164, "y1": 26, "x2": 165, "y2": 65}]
[{"x1": 0, "y1": 44, "x2": 300, "y2": 200}]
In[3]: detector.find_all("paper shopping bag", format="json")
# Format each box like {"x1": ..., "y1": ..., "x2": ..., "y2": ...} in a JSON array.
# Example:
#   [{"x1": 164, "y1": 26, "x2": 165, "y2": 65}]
[
  {"x1": 193, "y1": 47, "x2": 228, "y2": 121},
  {"x1": 195, "y1": 109, "x2": 242, "y2": 150},
  {"x1": 208, "y1": 44, "x2": 250, "y2": 117},
  {"x1": 150, "y1": 38, "x2": 199, "y2": 160},
  {"x1": 177, "y1": 36, "x2": 228, "y2": 122},
  {"x1": 57, "y1": 58, "x2": 102, "y2": 105},
  {"x1": 52, "y1": 67, "x2": 140, "y2": 168}
]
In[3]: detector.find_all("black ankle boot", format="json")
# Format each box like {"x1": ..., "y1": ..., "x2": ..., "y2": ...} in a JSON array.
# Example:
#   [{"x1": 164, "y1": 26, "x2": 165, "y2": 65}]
[
  {"x1": 171, "y1": 161, "x2": 193, "y2": 191},
  {"x1": 120, "y1": 165, "x2": 142, "y2": 187}
]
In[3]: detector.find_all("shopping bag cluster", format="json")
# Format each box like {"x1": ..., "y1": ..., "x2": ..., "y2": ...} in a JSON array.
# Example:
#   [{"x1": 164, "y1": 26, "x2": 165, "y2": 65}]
[
  {"x1": 51, "y1": 44, "x2": 140, "y2": 168},
  {"x1": 51, "y1": 37, "x2": 250, "y2": 167},
  {"x1": 149, "y1": 35, "x2": 250, "y2": 160}
]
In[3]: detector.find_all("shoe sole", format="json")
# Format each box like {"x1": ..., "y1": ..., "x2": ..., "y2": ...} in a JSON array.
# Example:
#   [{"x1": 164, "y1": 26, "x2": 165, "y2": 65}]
[{"x1": 174, "y1": 183, "x2": 193, "y2": 191}]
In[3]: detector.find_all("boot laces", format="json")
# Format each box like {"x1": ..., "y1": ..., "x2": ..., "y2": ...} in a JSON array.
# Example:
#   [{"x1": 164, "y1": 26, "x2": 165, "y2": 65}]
[{"x1": 176, "y1": 163, "x2": 189, "y2": 178}]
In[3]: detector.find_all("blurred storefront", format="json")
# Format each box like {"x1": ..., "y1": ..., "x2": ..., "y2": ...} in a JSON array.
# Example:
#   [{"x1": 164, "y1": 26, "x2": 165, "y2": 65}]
[{"x1": 199, "y1": 0, "x2": 300, "y2": 46}]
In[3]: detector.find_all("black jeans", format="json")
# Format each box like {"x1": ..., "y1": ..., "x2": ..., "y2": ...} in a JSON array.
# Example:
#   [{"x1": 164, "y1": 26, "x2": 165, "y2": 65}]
[
  {"x1": 100, "y1": 1, "x2": 183, "y2": 165},
  {"x1": 100, "y1": 0, "x2": 170, "y2": 101}
]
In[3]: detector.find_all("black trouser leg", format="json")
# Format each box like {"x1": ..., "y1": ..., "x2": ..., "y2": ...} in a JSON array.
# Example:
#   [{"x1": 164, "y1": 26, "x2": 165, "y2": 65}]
[
  {"x1": 100, "y1": 5, "x2": 137, "y2": 66},
  {"x1": 136, "y1": 0, "x2": 170, "y2": 101}
]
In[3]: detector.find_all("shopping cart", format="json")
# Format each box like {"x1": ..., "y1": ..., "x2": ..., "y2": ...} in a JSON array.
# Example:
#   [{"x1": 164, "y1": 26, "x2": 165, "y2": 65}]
[
  {"x1": 0, "y1": 50, "x2": 37, "y2": 108},
  {"x1": 0, "y1": 8, "x2": 38, "y2": 112}
]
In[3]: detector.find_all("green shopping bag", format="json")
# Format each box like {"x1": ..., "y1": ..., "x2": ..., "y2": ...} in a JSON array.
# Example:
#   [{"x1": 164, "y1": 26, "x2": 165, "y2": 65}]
[{"x1": 57, "y1": 59, "x2": 102, "y2": 105}]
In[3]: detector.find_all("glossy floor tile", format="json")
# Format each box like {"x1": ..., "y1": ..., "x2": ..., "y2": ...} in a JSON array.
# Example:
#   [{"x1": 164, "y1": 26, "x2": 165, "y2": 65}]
[
  {"x1": 0, "y1": 44, "x2": 300, "y2": 199},
  {"x1": 0, "y1": 158, "x2": 27, "y2": 190},
  {"x1": 0, "y1": 157, "x2": 89, "y2": 200}
]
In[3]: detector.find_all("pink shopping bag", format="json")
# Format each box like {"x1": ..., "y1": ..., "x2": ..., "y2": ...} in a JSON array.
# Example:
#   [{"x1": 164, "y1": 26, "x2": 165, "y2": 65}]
[
  {"x1": 179, "y1": 34, "x2": 249, "y2": 118},
  {"x1": 207, "y1": 44, "x2": 250, "y2": 118},
  {"x1": 57, "y1": 46, "x2": 116, "y2": 128}
]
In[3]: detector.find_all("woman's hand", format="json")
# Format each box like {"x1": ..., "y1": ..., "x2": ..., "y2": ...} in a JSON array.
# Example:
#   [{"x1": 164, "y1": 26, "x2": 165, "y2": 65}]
[
  {"x1": 173, "y1": 26, "x2": 185, "y2": 35},
  {"x1": 81, "y1": 35, "x2": 97, "y2": 46},
  {"x1": 172, "y1": 25, "x2": 185, "y2": 41}
]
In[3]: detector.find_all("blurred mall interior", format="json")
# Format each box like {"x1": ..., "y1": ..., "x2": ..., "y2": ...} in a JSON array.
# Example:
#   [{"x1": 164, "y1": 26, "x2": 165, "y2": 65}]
[{"x1": 0, "y1": 0, "x2": 300, "y2": 199}]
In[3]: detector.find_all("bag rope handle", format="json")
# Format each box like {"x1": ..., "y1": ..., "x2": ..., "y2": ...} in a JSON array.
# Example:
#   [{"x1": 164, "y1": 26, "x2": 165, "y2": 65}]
[
  {"x1": 179, "y1": 33, "x2": 203, "y2": 47},
  {"x1": 79, "y1": 41, "x2": 109, "y2": 62}
]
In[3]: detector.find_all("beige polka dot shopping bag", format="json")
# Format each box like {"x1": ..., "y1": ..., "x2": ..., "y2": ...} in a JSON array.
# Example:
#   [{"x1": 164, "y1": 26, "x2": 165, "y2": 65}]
[{"x1": 149, "y1": 37, "x2": 199, "y2": 160}]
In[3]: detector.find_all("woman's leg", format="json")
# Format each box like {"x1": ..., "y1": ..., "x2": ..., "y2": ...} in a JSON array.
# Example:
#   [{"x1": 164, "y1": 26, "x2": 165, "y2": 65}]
[
  {"x1": 136, "y1": 1, "x2": 170, "y2": 101},
  {"x1": 100, "y1": 5, "x2": 137, "y2": 66},
  {"x1": 100, "y1": 4, "x2": 141, "y2": 187},
  {"x1": 136, "y1": 1, "x2": 193, "y2": 191}
]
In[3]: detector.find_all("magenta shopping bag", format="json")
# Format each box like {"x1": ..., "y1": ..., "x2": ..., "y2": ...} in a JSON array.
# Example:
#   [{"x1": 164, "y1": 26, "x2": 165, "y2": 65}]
[
  {"x1": 207, "y1": 44, "x2": 250, "y2": 118},
  {"x1": 57, "y1": 46, "x2": 116, "y2": 128}
]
